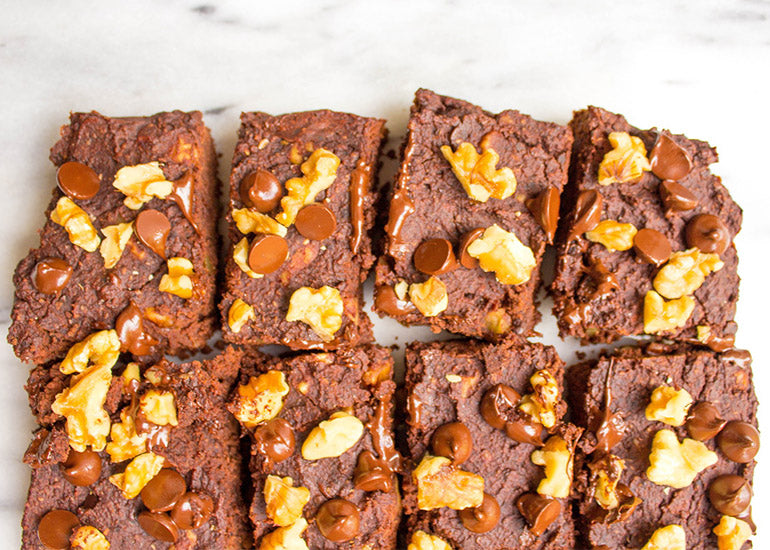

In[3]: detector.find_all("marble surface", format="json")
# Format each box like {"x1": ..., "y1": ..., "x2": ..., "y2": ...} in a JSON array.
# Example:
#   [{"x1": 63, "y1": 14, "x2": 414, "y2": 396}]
[{"x1": 2, "y1": 0, "x2": 769, "y2": 546}]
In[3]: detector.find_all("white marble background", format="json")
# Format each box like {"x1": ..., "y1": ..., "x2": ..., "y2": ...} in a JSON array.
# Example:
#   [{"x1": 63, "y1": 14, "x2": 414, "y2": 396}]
[{"x1": 1, "y1": 0, "x2": 768, "y2": 546}]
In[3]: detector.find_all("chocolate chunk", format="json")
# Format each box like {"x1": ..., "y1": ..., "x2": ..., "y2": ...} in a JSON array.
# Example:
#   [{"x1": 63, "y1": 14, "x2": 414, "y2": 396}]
[
  {"x1": 60, "y1": 449, "x2": 101, "y2": 487},
  {"x1": 504, "y1": 418, "x2": 544, "y2": 446},
  {"x1": 414, "y1": 238, "x2": 458, "y2": 276},
  {"x1": 480, "y1": 384, "x2": 520, "y2": 429},
  {"x1": 458, "y1": 228, "x2": 485, "y2": 269},
  {"x1": 686, "y1": 214, "x2": 730, "y2": 255},
  {"x1": 316, "y1": 498, "x2": 360, "y2": 543},
  {"x1": 459, "y1": 492, "x2": 501, "y2": 533},
  {"x1": 708, "y1": 475, "x2": 752, "y2": 516},
  {"x1": 295, "y1": 203, "x2": 336, "y2": 241},
  {"x1": 135, "y1": 209, "x2": 171, "y2": 258},
  {"x1": 649, "y1": 132, "x2": 693, "y2": 181},
  {"x1": 718, "y1": 421, "x2": 760, "y2": 463},
  {"x1": 567, "y1": 190, "x2": 602, "y2": 241},
  {"x1": 526, "y1": 186, "x2": 560, "y2": 244},
  {"x1": 373, "y1": 285, "x2": 415, "y2": 316},
  {"x1": 430, "y1": 422, "x2": 472, "y2": 464},
  {"x1": 37, "y1": 509, "x2": 80, "y2": 550},
  {"x1": 632, "y1": 228, "x2": 671, "y2": 267},
  {"x1": 516, "y1": 493, "x2": 561, "y2": 536},
  {"x1": 240, "y1": 169, "x2": 283, "y2": 212},
  {"x1": 659, "y1": 180, "x2": 698, "y2": 212},
  {"x1": 169, "y1": 172, "x2": 199, "y2": 234},
  {"x1": 685, "y1": 401, "x2": 726, "y2": 441},
  {"x1": 253, "y1": 418, "x2": 295, "y2": 464},
  {"x1": 137, "y1": 511, "x2": 179, "y2": 542},
  {"x1": 170, "y1": 492, "x2": 214, "y2": 530},
  {"x1": 354, "y1": 451, "x2": 393, "y2": 493},
  {"x1": 32, "y1": 258, "x2": 72, "y2": 294},
  {"x1": 56, "y1": 161, "x2": 100, "y2": 201},
  {"x1": 141, "y1": 469, "x2": 187, "y2": 512},
  {"x1": 247, "y1": 234, "x2": 288, "y2": 274},
  {"x1": 115, "y1": 302, "x2": 158, "y2": 356}
]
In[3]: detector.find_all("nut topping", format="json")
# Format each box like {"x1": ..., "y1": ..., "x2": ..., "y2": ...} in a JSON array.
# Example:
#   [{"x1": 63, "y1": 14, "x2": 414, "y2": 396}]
[
  {"x1": 232, "y1": 208, "x2": 288, "y2": 236},
  {"x1": 413, "y1": 238, "x2": 458, "y2": 276},
  {"x1": 57, "y1": 161, "x2": 101, "y2": 200},
  {"x1": 519, "y1": 370, "x2": 561, "y2": 429},
  {"x1": 531, "y1": 435, "x2": 573, "y2": 498},
  {"x1": 264, "y1": 475, "x2": 310, "y2": 527},
  {"x1": 139, "y1": 390, "x2": 178, "y2": 427},
  {"x1": 718, "y1": 421, "x2": 760, "y2": 463},
  {"x1": 316, "y1": 498, "x2": 360, "y2": 543},
  {"x1": 99, "y1": 222, "x2": 133, "y2": 269},
  {"x1": 653, "y1": 248, "x2": 723, "y2": 299},
  {"x1": 686, "y1": 214, "x2": 731, "y2": 255},
  {"x1": 113, "y1": 162, "x2": 173, "y2": 210},
  {"x1": 643, "y1": 290, "x2": 695, "y2": 334},
  {"x1": 135, "y1": 209, "x2": 171, "y2": 258},
  {"x1": 440, "y1": 142, "x2": 517, "y2": 202},
  {"x1": 645, "y1": 385, "x2": 693, "y2": 427},
  {"x1": 109, "y1": 451, "x2": 165, "y2": 499},
  {"x1": 408, "y1": 277, "x2": 448, "y2": 317},
  {"x1": 158, "y1": 257, "x2": 194, "y2": 299},
  {"x1": 641, "y1": 524, "x2": 686, "y2": 550},
  {"x1": 240, "y1": 169, "x2": 283, "y2": 212},
  {"x1": 275, "y1": 148, "x2": 340, "y2": 227},
  {"x1": 301, "y1": 411, "x2": 364, "y2": 460},
  {"x1": 459, "y1": 492, "x2": 500, "y2": 533},
  {"x1": 258, "y1": 518, "x2": 308, "y2": 550},
  {"x1": 412, "y1": 454, "x2": 484, "y2": 511},
  {"x1": 585, "y1": 220, "x2": 637, "y2": 251},
  {"x1": 515, "y1": 493, "x2": 561, "y2": 536},
  {"x1": 229, "y1": 370, "x2": 290, "y2": 429},
  {"x1": 430, "y1": 422, "x2": 472, "y2": 464},
  {"x1": 407, "y1": 530, "x2": 452, "y2": 550},
  {"x1": 69, "y1": 525, "x2": 110, "y2": 550},
  {"x1": 713, "y1": 516, "x2": 753, "y2": 550},
  {"x1": 106, "y1": 409, "x2": 147, "y2": 463},
  {"x1": 633, "y1": 228, "x2": 672, "y2": 266},
  {"x1": 59, "y1": 330, "x2": 120, "y2": 375},
  {"x1": 286, "y1": 285, "x2": 343, "y2": 341},
  {"x1": 294, "y1": 203, "x2": 337, "y2": 241},
  {"x1": 597, "y1": 131, "x2": 651, "y2": 186},
  {"x1": 32, "y1": 257, "x2": 73, "y2": 294},
  {"x1": 649, "y1": 132, "x2": 693, "y2": 181},
  {"x1": 51, "y1": 197, "x2": 101, "y2": 252},
  {"x1": 646, "y1": 429, "x2": 717, "y2": 488},
  {"x1": 466, "y1": 224, "x2": 536, "y2": 285}
]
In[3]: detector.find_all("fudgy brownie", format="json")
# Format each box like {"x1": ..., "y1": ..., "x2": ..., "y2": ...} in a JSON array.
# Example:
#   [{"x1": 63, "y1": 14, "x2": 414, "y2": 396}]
[
  {"x1": 374, "y1": 89, "x2": 572, "y2": 340},
  {"x1": 403, "y1": 339, "x2": 580, "y2": 549},
  {"x1": 8, "y1": 111, "x2": 219, "y2": 365},
  {"x1": 228, "y1": 345, "x2": 400, "y2": 549},
  {"x1": 22, "y1": 345, "x2": 250, "y2": 548},
  {"x1": 220, "y1": 110, "x2": 386, "y2": 349},
  {"x1": 568, "y1": 344, "x2": 758, "y2": 549},
  {"x1": 551, "y1": 106, "x2": 742, "y2": 347}
]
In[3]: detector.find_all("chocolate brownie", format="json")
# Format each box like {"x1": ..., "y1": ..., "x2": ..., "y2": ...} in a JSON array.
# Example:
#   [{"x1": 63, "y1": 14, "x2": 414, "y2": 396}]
[
  {"x1": 229, "y1": 345, "x2": 400, "y2": 549},
  {"x1": 21, "y1": 346, "x2": 250, "y2": 548},
  {"x1": 220, "y1": 110, "x2": 386, "y2": 349},
  {"x1": 8, "y1": 110, "x2": 219, "y2": 365},
  {"x1": 568, "y1": 344, "x2": 758, "y2": 549},
  {"x1": 551, "y1": 106, "x2": 742, "y2": 347},
  {"x1": 403, "y1": 339, "x2": 580, "y2": 549},
  {"x1": 374, "y1": 89, "x2": 572, "y2": 340}
]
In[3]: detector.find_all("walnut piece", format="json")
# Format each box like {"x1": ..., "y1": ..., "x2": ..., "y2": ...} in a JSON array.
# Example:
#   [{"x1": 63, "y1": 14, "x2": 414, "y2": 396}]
[
  {"x1": 109, "y1": 451, "x2": 164, "y2": 499},
  {"x1": 139, "y1": 390, "x2": 178, "y2": 427},
  {"x1": 713, "y1": 515, "x2": 753, "y2": 550},
  {"x1": 99, "y1": 222, "x2": 133, "y2": 269},
  {"x1": 232, "y1": 208, "x2": 288, "y2": 236},
  {"x1": 519, "y1": 369, "x2": 561, "y2": 429},
  {"x1": 52, "y1": 363, "x2": 112, "y2": 452},
  {"x1": 285, "y1": 286, "x2": 343, "y2": 341},
  {"x1": 264, "y1": 475, "x2": 311, "y2": 527},
  {"x1": 645, "y1": 385, "x2": 693, "y2": 426},
  {"x1": 408, "y1": 277, "x2": 448, "y2": 317},
  {"x1": 466, "y1": 224, "x2": 536, "y2": 285},
  {"x1": 412, "y1": 454, "x2": 484, "y2": 511},
  {"x1": 585, "y1": 220, "x2": 638, "y2": 252},
  {"x1": 598, "y1": 131, "x2": 651, "y2": 186},
  {"x1": 230, "y1": 370, "x2": 290, "y2": 429},
  {"x1": 484, "y1": 308, "x2": 511, "y2": 335},
  {"x1": 59, "y1": 330, "x2": 121, "y2": 375},
  {"x1": 233, "y1": 237, "x2": 263, "y2": 278},
  {"x1": 112, "y1": 162, "x2": 173, "y2": 210},
  {"x1": 408, "y1": 530, "x2": 453, "y2": 550},
  {"x1": 121, "y1": 362, "x2": 140, "y2": 391},
  {"x1": 646, "y1": 429, "x2": 717, "y2": 488},
  {"x1": 643, "y1": 291, "x2": 695, "y2": 334},
  {"x1": 70, "y1": 525, "x2": 110, "y2": 550},
  {"x1": 259, "y1": 518, "x2": 309, "y2": 550},
  {"x1": 158, "y1": 257, "x2": 194, "y2": 299},
  {"x1": 440, "y1": 142, "x2": 517, "y2": 202},
  {"x1": 531, "y1": 435, "x2": 573, "y2": 498},
  {"x1": 653, "y1": 248, "x2": 724, "y2": 299},
  {"x1": 228, "y1": 298, "x2": 256, "y2": 333},
  {"x1": 592, "y1": 454, "x2": 625, "y2": 509},
  {"x1": 275, "y1": 148, "x2": 340, "y2": 227},
  {"x1": 51, "y1": 197, "x2": 101, "y2": 252},
  {"x1": 106, "y1": 409, "x2": 147, "y2": 463},
  {"x1": 641, "y1": 524, "x2": 686, "y2": 550},
  {"x1": 301, "y1": 411, "x2": 364, "y2": 460}
]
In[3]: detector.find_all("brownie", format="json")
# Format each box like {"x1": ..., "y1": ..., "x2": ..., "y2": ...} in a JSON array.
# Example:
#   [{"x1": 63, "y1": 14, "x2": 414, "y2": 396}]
[
  {"x1": 21, "y1": 347, "x2": 250, "y2": 549},
  {"x1": 551, "y1": 106, "x2": 742, "y2": 346},
  {"x1": 229, "y1": 345, "x2": 400, "y2": 548},
  {"x1": 568, "y1": 344, "x2": 758, "y2": 549},
  {"x1": 374, "y1": 89, "x2": 573, "y2": 340},
  {"x1": 8, "y1": 110, "x2": 219, "y2": 365},
  {"x1": 403, "y1": 339, "x2": 580, "y2": 549},
  {"x1": 220, "y1": 110, "x2": 386, "y2": 350}
]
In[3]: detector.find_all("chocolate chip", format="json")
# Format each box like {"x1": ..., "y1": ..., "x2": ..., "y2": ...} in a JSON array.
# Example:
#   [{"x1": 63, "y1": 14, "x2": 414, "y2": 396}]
[
  {"x1": 430, "y1": 422, "x2": 473, "y2": 464},
  {"x1": 354, "y1": 450, "x2": 393, "y2": 493},
  {"x1": 480, "y1": 384, "x2": 520, "y2": 429},
  {"x1": 516, "y1": 493, "x2": 561, "y2": 536},
  {"x1": 526, "y1": 186, "x2": 560, "y2": 244},
  {"x1": 56, "y1": 161, "x2": 100, "y2": 200},
  {"x1": 240, "y1": 169, "x2": 283, "y2": 212},
  {"x1": 141, "y1": 469, "x2": 187, "y2": 512},
  {"x1": 414, "y1": 238, "x2": 458, "y2": 275},
  {"x1": 295, "y1": 203, "x2": 336, "y2": 241},
  {"x1": 115, "y1": 302, "x2": 158, "y2": 356},
  {"x1": 247, "y1": 234, "x2": 288, "y2": 274},
  {"x1": 459, "y1": 492, "x2": 501, "y2": 533},
  {"x1": 659, "y1": 180, "x2": 698, "y2": 212},
  {"x1": 504, "y1": 418, "x2": 544, "y2": 446},
  {"x1": 373, "y1": 285, "x2": 415, "y2": 316},
  {"x1": 649, "y1": 132, "x2": 693, "y2": 181},
  {"x1": 718, "y1": 421, "x2": 760, "y2": 463},
  {"x1": 632, "y1": 228, "x2": 671, "y2": 267},
  {"x1": 686, "y1": 214, "x2": 730, "y2": 255},
  {"x1": 170, "y1": 172, "x2": 199, "y2": 234},
  {"x1": 685, "y1": 401, "x2": 726, "y2": 441},
  {"x1": 135, "y1": 209, "x2": 171, "y2": 258},
  {"x1": 567, "y1": 190, "x2": 602, "y2": 241},
  {"x1": 316, "y1": 498, "x2": 360, "y2": 543},
  {"x1": 170, "y1": 492, "x2": 214, "y2": 530},
  {"x1": 458, "y1": 228, "x2": 485, "y2": 269},
  {"x1": 60, "y1": 448, "x2": 101, "y2": 487},
  {"x1": 708, "y1": 475, "x2": 752, "y2": 516},
  {"x1": 37, "y1": 509, "x2": 80, "y2": 549},
  {"x1": 32, "y1": 258, "x2": 72, "y2": 294},
  {"x1": 137, "y1": 511, "x2": 179, "y2": 542},
  {"x1": 253, "y1": 418, "x2": 295, "y2": 464}
]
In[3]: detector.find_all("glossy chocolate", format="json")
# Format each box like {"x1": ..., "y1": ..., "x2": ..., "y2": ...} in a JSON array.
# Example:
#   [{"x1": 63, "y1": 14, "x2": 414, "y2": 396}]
[
  {"x1": 247, "y1": 234, "x2": 288, "y2": 274},
  {"x1": 60, "y1": 449, "x2": 101, "y2": 487},
  {"x1": 240, "y1": 169, "x2": 283, "y2": 212},
  {"x1": 413, "y1": 238, "x2": 457, "y2": 276},
  {"x1": 479, "y1": 384, "x2": 520, "y2": 429},
  {"x1": 527, "y1": 186, "x2": 560, "y2": 244},
  {"x1": 516, "y1": 493, "x2": 561, "y2": 536},
  {"x1": 685, "y1": 401, "x2": 726, "y2": 441},
  {"x1": 718, "y1": 421, "x2": 760, "y2": 463},
  {"x1": 458, "y1": 492, "x2": 501, "y2": 533},
  {"x1": 32, "y1": 258, "x2": 72, "y2": 294},
  {"x1": 594, "y1": 361, "x2": 625, "y2": 454},
  {"x1": 504, "y1": 418, "x2": 544, "y2": 446},
  {"x1": 649, "y1": 132, "x2": 693, "y2": 181},
  {"x1": 135, "y1": 209, "x2": 171, "y2": 258},
  {"x1": 686, "y1": 214, "x2": 730, "y2": 255},
  {"x1": 458, "y1": 228, "x2": 485, "y2": 269},
  {"x1": 316, "y1": 498, "x2": 360, "y2": 543},
  {"x1": 141, "y1": 469, "x2": 187, "y2": 512},
  {"x1": 137, "y1": 511, "x2": 179, "y2": 542},
  {"x1": 708, "y1": 475, "x2": 752, "y2": 516},
  {"x1": 659, "y1": 179, "x2": 698, "y2": 212},
  {"x1": 56, "y1": 161, "x2": 100, "y2": 200},
  {"x1": 430, "y1": 422, "x2": 472, "y2": 464},
  {"x1": 253, "y1": 418, "x2": 295, "y2": 464},
  {"x1": 295, "y1": 203, "x2": 336, "y2": 241},
  {"x1": 116, "y1": 302, "x2": 158, "y2": 356},
  {"x1": 374, "y1": 285, "x2": 415, "y2": 316},
  {"x1": 350, "y1": 160, "x2": 371, "y2": 254},
  {"x1": 169, "y1": 172, "x2": 199, "y2": 234},
  {"x1": 632, "y1": 228, "x2": 671, "y2": 267},
  {"x1": 37, "y1": 509, "x2": 80, "y2": 550},
  {"x1": 567, "y1": 189, "x2": 602, "y2": 241},
  {"x1": 170, "y1": 492, "x2": 214, "y2": 530},
  {"x1": 354, "y1": 451, "x2": 393, "y2": 493},
  {"x1": 385, "y1": 187, "x2": 415, "y2": 257}
]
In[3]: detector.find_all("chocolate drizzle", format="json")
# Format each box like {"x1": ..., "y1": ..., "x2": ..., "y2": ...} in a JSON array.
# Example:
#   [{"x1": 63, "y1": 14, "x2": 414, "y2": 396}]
[
  {"x1": 169, "y1": 172, "x2": 199, "y2": 234},
  {"x1": 350, "y1": 160, "x2": 371, "y2": 254},
  {"x1": 116, "y1": 303, "x2": 159, "y2": 356},
  {"x1": 374, "y1": 285, "x2": 415, "y2": 316},
  {"x1": 563, "y1": 259, "x2": 619, "y2": 324},
  {"x1": 594, "y1": 360, "x2": 625, "y2": 454},
  {"x1": 385, "y1": 187, "x2": 415, "y2": 258}
]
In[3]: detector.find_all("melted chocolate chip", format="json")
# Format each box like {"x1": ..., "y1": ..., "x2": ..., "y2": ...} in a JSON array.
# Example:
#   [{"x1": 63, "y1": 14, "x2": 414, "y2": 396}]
[
  {"x1": 504, "y1": 418, "x2": 544, "y2": 446},
  {"x1": 32, "y1": 258, "x2": 73, "y2": 294},
  {"x1": 349, "y1": 161, "x2": 371, "y2": 254},
  {"x1": 480, "y1": 384, "x2": 520, "y2": 429},
  {"x1": 56, "y1": 161, "x2": 100, "y2": 200},
  {"x1": 295, "y1": 203, "x2": 336, "y2": 241},
  {"x1": 526, "y1": 186, "x2": 560, "y2": 244},
  {"x1": 354, "y1": 451, "x2": 393, "y2": 493},
  {"x1": 253, "y1": 418, "x2": 295, "y2": 464},
  {"x1": 316, "y1": 498, "x2": 360, "y2": 543},
  {"x1": 686, "y1": 214, "x2": 730, "y2": 255},
  {"x1": 633, "y1": 228, "x2": 671, "y2": 267},
  {"x1": 116, "y1": 303, "x2": 158, "y2": 356},
  {"x1": 169, "y1": 173, "x2": 199, "y2": 234},
  {"x1": 459, "y1": 492, "x2": 501, "y2": 533},
  {"x1": 709, "y1": 475, "x2": 752, "y2": 516},
  {"x1": 385, "y1": 187, "x2": 415, "y2": 257},
  {"x1": 373, "y1": 284, "x2": 415, "y2": 316},
  {"x1": 138, "y1": 511, "x2": 179, "y2": 542},
  {"x1": 60, "y1": 448, "x2": 101, "y2": 487},
  {"x1": 594, "y1": 360, "x2": 625, "y2": 453},
  {"x1": 516, "y1": 493, "x2": 561, "y2": 536},
  {"x1": 649, "y1": 132, "x2": 693, "y2": 181},
  {"x1": 170, "y1": 492, "x2": 214, "y2": 530},
  {"x1": 567, "y1": 190, "x2": 602, "y2": 241},
  {"x1": 414, "y1": 238, "x2": 458, "y2": 276},
  {"x1": 718, "y1": 421, "x2": 760, "y2": 463},
  {"x1": 37, "y1": 509, "x2": 80, "y2": 550},
  {"x1": 659, "y1": 180, "x2": 698, "y2": 212},
  {"x1": 685, "y1": 401, "x2": 726, "y2": 441},
  {"x1": 430, "y1": 422, "x2": 472, "y2": 464},
  {"x1": 141, "y1": 469, "x2": 187, "y2": 512},
  {"x1": 458, "y1": 228, "x2": 485, "y2": 269},
  {"x1": 135, "y1": 209, "x2": 171, "y2": 258},
  {"x1": 247, "y1": 234, "x2": 288, "y2": 274},
  {"x1": 240, "y1": 169, "x2": 283, "y2": 212}
]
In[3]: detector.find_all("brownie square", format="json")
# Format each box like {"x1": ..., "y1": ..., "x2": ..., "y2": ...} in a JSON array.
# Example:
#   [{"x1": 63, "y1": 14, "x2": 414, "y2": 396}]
[
  {"x1": 374, "y1": 89, "x2": 572, "y2": 340},
  {"x1": 230, "y1": 345, "x2": 400, "y2": 549},
  {"x1": 8, "y1": 110, "x2": 219, "y2": 365},
  {"x1": 220, "y1": 110, "x2": 386, "y2": 350},
  {"x1": 551, "y1": 106, "x2": 742, "y2": 346},
  {"x1": 21, "y1": 347, "x2": 250, "y2": 549},
  {"x1": 568, "y1": 345, "x2": 758, "y2": 549},
  {"x1": 403, "y1": 339, "x2": 579, "y2": 549}
]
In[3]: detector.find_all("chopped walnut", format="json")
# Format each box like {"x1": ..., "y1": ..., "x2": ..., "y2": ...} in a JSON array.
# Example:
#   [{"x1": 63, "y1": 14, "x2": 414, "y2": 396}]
[
  {"x1": 591, "y1": 454, "x2": 625, "y2": 509},
  {"x1": 232, "y1": 208, "x2": 288, "y2": 236},
  {"x1": 158, "y1": 257, "x2": 194, "y2": 299},
  {"x1": 264, "y1": 475, "x2": 311, "y2": 527},
  {"x1": 139, "y1": 390, "x2": 178, "y2": 427},
  {"x1": 412, "y1": 454, "x2": 484, "y2": 511},
  {"x1": 112, "y1": 162, "x2": 173, "y2": 209},
  {"x1": 51, "y1": 197, "x2": 101, "y2": 252},
  {"x1": 233, "y1": 237, "x2": 263, "y2": 278},
  {"x1": 653, "y1": 248, "x2": 723, "y2": 300},
  {"x1": 230, "y1": 370, "x2": 289, "y2": 429},
  {"x1": 641, "y1": 524, "x2": 686, "y2": 550},
  {"x1": 643, "y1": 290, "x2": 695, "y2": 334},
  {"x1": 713, "y1": 515, "x2": 753, "y2": 550},
  {"x1": 645, "y1": 385, "x2": 693, "y2": 426},
  {"x1": 408, "y1": 277, "x2": 448, "y2": 317},
  {"x1": 301, "y1": 411, "x2": 364, "y2": 460},
  {"x1": 52, "y1": 363, "x2": 112, "y2": 452},
  {"x1": 59, "y1": 330, "x2": 121, "y2": 375},
  {"x1": 259, "y1": 518, "x2": 309, "y2": 550},
  {"x1": 108, "y1": 451, "x2": 164, "y2": 499},
  {"x1": 408, "y1": 530, "x2": 453, "y2": 550},
  {"x1": 585, "y1": 220, "x2": 638, "y2": 252},
  {"x1": 99, "y1": 222, "x2": 133, "y2": 269},
  {"x1": 70, "y1": 525, "x2": 110, "y2": 550},
  {"x1": 440, "y1": 142, "x2": 517, "y2": 202},
  {"x1": 646, "y1": 429, "x2": 717, "y2": 488},
  {"x1": 275, "y1": 148, "x2": 340, "y2": 227},
  {"x1": 484, "y1": 308, "x2": 511, "y2": 335},
  {"x1": 531, "y1": 435, "x2": 573, "y2": 498},
  {"x1": 394, "y1": 279, "x2": 409, "y2": 301},
  {"x1": 519, "y1": 369, "x2": 561, "y2": 429},
  {"x1": 228, "y1": 298, "x2": 256, "y2": 333},
  {"x1": 466, "y1": 224, "x2": 536, "y2": 285},
  {"x1": 285, "y1": 286, "x2": 343, "y2": 341},
  {"x1": 121, "y1": 362, "x2": 141, "y2": 392},
  {"x1": 106, "y1": 409, "x2": 147, "y2": 463},
  {"x1": 597, "y1": 132, "x2": 651, "y2": 186}
]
